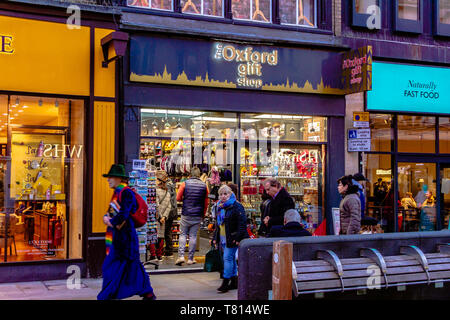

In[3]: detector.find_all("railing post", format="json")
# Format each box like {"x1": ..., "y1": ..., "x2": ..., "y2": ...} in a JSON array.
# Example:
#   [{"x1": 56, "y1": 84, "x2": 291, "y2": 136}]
[{"x1": 272, "y1": 240, "x2": 293, "y2": 300}]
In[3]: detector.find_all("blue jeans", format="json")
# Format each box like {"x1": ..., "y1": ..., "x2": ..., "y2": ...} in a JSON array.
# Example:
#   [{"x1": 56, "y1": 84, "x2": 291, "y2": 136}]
[
  {"x1": 223, "y1": 246, "x2": 238, "y2": 279},
  {"x1": 178, "y1": 215, "x2": 202, "y2": 260}
]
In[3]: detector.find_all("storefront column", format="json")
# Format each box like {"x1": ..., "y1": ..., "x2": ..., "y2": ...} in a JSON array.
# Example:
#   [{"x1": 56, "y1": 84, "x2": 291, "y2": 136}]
[
  {"x1": 345, "y1": 92, "x2": 364, "y2": 175},
  {"x1": 326, "y1": 116, "x2": 345, "y2": 235}
]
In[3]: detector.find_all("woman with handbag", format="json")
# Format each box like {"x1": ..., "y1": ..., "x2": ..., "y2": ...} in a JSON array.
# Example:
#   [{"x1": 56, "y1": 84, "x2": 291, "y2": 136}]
[{"x1": 213, "y1": 185, "x2": 249, "y2": 293}]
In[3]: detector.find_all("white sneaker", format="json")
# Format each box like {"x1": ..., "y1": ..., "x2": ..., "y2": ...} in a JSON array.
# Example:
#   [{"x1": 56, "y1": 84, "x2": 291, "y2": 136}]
[
  {"x1": 187, "y1": 259, "x2": 196, "y2": 265},
  {"x1": 175, "y1": 257, "x2": 185, "y2": 266}
]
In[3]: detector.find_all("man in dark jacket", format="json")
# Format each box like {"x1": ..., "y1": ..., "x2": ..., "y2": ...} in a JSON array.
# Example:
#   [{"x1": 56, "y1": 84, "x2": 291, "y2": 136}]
[
  {"x1": 262, "y1": 178, "x2": 295, "y2": 232},
  {"x1": 175, "y1": 167, "x2": 209, "y2": 266},
  {"x1": 269, "y1": 209, "x2": 311, "y2": 238}
]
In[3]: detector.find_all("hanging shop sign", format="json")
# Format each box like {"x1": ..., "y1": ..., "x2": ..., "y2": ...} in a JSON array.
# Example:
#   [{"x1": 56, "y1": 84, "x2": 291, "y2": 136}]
[
  {"x1": 341, "y1": 46, "x2": 372, "y2": 94},
  {"x1": 367, "y1": 62, "x2": 450, "y2": 115},
  {"x1": 129, "y1": 35, "x2": 352, "y2": 95}
]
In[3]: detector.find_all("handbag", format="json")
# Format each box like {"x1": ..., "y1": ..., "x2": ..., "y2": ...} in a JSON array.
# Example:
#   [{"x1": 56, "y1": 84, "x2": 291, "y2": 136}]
[{"x1": 203, "y1": 245, "x2": 223, "y2": 273}]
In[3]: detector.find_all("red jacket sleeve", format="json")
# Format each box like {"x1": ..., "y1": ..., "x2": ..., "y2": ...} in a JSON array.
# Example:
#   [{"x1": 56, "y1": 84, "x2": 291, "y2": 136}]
[{"x1": 176, "y1": 182, "x2": 185, "y2": 202}]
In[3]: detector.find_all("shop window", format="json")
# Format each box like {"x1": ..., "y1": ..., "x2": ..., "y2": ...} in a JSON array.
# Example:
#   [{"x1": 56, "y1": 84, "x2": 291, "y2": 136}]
[
  {"x1": 232, "y1": 0, "x2": 271, "y2": 22},
  {"x1": 440, "y1": 165, "x2": 450, "y2": 230},
  {"x1": 240, "y1": 144, "x2": 324, "y2": 234},
  {"x1": 398, "y1": 162, "x2": 436, "y2": 232},
  {"x1": 439, "y1": 118, "x2": 450, "y2": 154},
  {"x1": 279, "y1": 0, "x2": 316, "y2": 27},
  {"x1": 393, "y1": 0, "x2": 423, "y2": 33},
  {"x1": 369, "y1": 114, "x2": 393, "y2": 152},
  {"x1": 351, "y1": 0, "x2": 382, "y2": 29},
  {"x1": 435, "y1": 0, "x2": 450, "y2": 37},
  {"x1": 397, "y1": 115, "x2": 435, "y2": 153},
  {"x1": 0, "y1": 95, "x2": 85, "y2": 263},
  {"x1": 127, "y1": 0, "x2": 173, "y2": 11},
  {"x1": 240, "y1": 114, "x2": 327, "y2": 142},
  {"x1": 181, "y1": 0, "x2": 224, "y2": 16},
  {"x1": 363, "y1": 153, "x2": 394, "y2": 233}
]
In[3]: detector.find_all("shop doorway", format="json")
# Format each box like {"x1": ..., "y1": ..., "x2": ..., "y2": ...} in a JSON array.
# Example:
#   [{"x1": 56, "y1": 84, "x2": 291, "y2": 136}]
[
  {"x1": 397, "y1": 161, "x2": 437, "y2": 232},
  {"x1": 440, "y1": 164, "x2": 450, "y2": 230}
]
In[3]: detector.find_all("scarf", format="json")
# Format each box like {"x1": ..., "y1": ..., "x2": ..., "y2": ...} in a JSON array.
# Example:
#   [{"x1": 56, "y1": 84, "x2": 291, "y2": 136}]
[
  {"x1": 105, "y1": 183, "x2": 127, "y2": 255},
  {"x1": 217, "y1": 193, "x2": 236, "y2": 226}
]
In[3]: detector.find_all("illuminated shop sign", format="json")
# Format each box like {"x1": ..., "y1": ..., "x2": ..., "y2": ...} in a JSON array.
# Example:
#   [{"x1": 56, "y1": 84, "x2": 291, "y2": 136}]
[
  {"x1": 129, "y1": 35, "x2": 349, "y2": 95},
  {"x1": 367, "y1": 62, "x2": 450, "y2": 115}
]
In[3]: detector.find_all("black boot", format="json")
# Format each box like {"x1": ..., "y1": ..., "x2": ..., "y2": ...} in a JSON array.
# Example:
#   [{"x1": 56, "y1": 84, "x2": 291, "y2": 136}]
[
  {"x1": 229, "y1": 276, "x2": 238, "y2": 290},
  {"x1": 217, "y1": 278, "x2": 230, "y2": 293}
]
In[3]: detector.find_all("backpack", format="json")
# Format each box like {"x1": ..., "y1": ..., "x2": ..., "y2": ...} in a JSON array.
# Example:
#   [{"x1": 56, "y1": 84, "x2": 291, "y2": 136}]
[
  {"x1": 119, "y1": 187, "x2": 149, "y2": 228},
  {"x1": 167, "y1": 182, "x2": 178, "y2": 219}
]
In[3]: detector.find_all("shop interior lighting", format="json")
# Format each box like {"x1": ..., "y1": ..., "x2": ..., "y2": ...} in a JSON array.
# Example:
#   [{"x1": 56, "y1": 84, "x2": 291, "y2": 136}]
[
  {"x1": 253, "y1": 114, "x2": 311, "y2": 120},
  {"x1": 22, "y1": 105, "x2": 29, "y2": 109},
  {"x1": 175, "y1": 110, "x2": 182, "y2": 129},
  {"x1": 191, "y1": 116, "x2": 257, "y2": 123},
  {"x1": 142, "y1": 108, "x2": 204, "y2": 116}
]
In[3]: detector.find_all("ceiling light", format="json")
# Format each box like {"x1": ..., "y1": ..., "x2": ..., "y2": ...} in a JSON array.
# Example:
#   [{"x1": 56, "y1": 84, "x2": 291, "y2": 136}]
[
  {"x1": 2, "y1": 113, "x2": 7, "y2": 116},
  {"x1": 141, "y1": 109, "x2": 205, "y2": 116},
  {"x1": 14, "y1": 114, "x2": 18, "y2": 117},
  {"x1": 10, "y1": 117, "x2": 14, "y2": 120},
  {"x1": 18, "y1": 110, "x2": 23, "y2": 113},
  {"x1": 22, "y1": 105, "x2": 28, "y2": 109}
]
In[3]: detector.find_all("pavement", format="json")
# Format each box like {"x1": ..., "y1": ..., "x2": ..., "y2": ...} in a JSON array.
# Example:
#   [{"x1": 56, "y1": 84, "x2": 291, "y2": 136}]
[{"x1": 0, "y1": 272, "x2": 237, "y2": 300}]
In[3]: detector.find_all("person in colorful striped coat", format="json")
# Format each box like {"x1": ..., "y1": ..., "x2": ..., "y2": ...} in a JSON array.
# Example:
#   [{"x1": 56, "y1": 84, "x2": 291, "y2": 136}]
[{"x1": 97, "y1": 164, "x2": 156, "y2": 300}]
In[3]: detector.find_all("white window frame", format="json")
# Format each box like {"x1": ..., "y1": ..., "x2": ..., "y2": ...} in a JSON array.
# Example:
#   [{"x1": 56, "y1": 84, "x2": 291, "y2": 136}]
[{"x1": 280, "y1": 0, "x2": 317, "y2": 28}]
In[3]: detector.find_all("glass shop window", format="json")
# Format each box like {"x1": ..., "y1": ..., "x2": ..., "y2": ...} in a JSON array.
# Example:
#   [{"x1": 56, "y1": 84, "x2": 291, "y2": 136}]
[
  {"x1": 369, "y1": 114, "x2": 393, "y2": 152},
  {"x1": 232, "y1": 0, "x2": 271, "y2": 22},
  {"x1": 0, "y1": 95, "x2": 85, "y2": 263},
  {"x1": 398, "y1": 0, "x2": 419, "y2": 21},
  {"x1": 355, "y1": 0, "x2": 378, "y2": 14},
  {"x1": 440, "y1": 117, "x2": 450, "y2": 154},
  {"x1": 181, "y1": 0, "x2": 224, "y2": 16},
  {"x1": 279, "y1": 0, "x2": 316, "y2": 27},
  {"x1": 440, "y1": 0, "x2": 450, "y2": 25},
  {"x1": 397, "y1": 115, "x2": 435, "y2": 153},
  {"x1": 127, "y1": 0, "x2": 173, "y2": 11}
]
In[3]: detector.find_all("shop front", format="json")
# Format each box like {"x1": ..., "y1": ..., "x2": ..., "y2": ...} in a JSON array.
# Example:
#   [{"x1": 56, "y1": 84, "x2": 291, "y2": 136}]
[
  {"x1": 363, "y1": 61, "x2": 450, "y2": 233},
  {"x1": 123, "y1": 33, "x2": 349, "y2": 270},
  {"x1": 0, "y1": 11, "x2": 117, "y2": 282}
]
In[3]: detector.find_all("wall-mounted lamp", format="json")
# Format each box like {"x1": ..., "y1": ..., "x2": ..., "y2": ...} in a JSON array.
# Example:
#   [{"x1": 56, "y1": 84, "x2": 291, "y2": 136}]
[{"x1": 101, "y1": 31, "x2": 129, "y2": 68}]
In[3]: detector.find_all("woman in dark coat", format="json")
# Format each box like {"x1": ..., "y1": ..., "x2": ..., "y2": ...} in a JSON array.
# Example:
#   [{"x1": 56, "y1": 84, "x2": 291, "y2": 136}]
[
  {"x1": 213, "y1": 185, "x2": 249, "y2": 293},
  {"x1": 257, "y1": 190, "x2": 272, "y2": 237},
  {"x1": 337, "y1": 175, "x2": 361, "y2": 235},
  {"x1": 98, "y1": 164, "x2": 155, "y2": 300}
]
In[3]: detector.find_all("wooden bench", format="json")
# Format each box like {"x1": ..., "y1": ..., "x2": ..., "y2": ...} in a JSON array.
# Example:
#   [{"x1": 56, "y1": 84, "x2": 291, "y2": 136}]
[
  {"x1": 292, "y1": 244, "x2": 450, "y2": 297},
  {"x1": 271, "y1": 240, "x2": 450, "y2": 299}
]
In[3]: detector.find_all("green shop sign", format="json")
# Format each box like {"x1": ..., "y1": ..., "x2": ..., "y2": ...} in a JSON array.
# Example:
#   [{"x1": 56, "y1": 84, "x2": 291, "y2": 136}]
[{"x1": 367, "y1": 62, "x2": 450, "y2": 114}]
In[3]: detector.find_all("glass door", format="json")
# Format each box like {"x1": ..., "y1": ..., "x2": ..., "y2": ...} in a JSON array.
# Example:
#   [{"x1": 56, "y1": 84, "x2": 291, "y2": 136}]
[
  {"x1": 440, "y1": 164, "x2": 450, "y2": 230},
  {"x1": 397, "y1": 162, "x2": 437, "y2": 232}
]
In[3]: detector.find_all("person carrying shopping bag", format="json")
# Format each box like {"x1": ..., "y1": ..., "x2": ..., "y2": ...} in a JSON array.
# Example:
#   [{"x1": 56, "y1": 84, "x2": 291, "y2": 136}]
[{"x1": 213, "y1": 185, "x2": 249, "y2": 293}]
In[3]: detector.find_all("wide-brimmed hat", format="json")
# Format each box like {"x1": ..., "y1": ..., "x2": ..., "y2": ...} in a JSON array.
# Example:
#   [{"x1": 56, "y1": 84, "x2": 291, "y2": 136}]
[{"x1": 103, "y1": 164, "x2": 129, "y2": 179}]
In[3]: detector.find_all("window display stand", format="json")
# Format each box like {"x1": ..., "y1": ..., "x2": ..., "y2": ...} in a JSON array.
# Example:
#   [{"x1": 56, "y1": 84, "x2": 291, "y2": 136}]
[{"x1": 129, "y1": 167, "x2": 159, "y2": 269}]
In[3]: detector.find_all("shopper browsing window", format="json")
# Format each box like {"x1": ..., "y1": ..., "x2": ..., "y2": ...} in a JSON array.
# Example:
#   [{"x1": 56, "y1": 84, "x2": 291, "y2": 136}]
[
  {"x1": 175, "y1": 167, "x2": 209, "y2": 266},
  {"x1": 337, "y1": 175, "x2": 361, "y2": 235},
  {"x1": 213, "y1": 185, "x2": 249, "y2": 293},
  {"x1": 401, "y1": 192, "x2": 417, "y2": 209},
  {"x1": 268, "y1": 209, "x2": 311, "y2": 238},
  {"x1": 149, "y1": 170, "x2": 172, "y2": 262},
  {"x1": 262, "y1": 178, "x2": 295, "y2": 232},
  {"x1": 98, "y1": 164, "x2": 156, "y2": 301}
]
